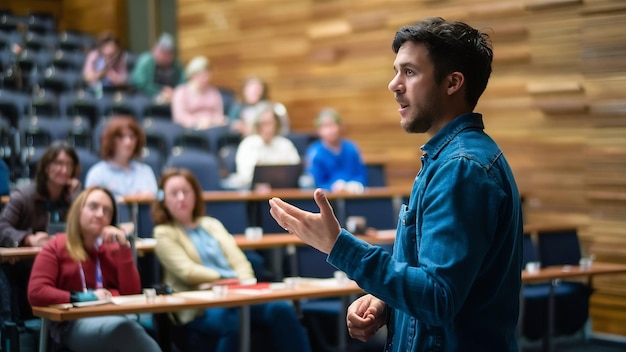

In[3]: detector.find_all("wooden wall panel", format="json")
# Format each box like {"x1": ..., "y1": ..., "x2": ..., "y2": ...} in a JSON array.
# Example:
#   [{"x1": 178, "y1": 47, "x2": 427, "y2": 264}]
[
  {"x1": 177, "y1": 0, "x2": 626, "y2": 336},
  {"x1": 7, "y1": 0, "x2": 128, "y2": 49}
]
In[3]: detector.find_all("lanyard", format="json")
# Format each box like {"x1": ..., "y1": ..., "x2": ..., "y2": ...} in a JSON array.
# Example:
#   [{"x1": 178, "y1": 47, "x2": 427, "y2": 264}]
[{"x1": 78, "y1": 239, "x2": 104, "y2": 293}]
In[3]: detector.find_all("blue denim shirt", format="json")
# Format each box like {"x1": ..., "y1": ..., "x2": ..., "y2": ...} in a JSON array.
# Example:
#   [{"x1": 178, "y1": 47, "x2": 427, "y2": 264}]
[{"x1": 328, "y1": 113, "x2": 523, "y2": 352}]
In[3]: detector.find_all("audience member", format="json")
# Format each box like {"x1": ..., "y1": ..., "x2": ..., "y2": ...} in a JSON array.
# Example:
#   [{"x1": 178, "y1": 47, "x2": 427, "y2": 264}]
[
  {"x1": 85, "y1": 115, "x2": 157, "y2": 200},
  {"x1": 0, "y1": 141, "x2": 81, "y2": 320},
  {"x1": 172, "y1": 56, "x2": 226, "y2": 129},
  {"x1": 152, "y1": 168, "x2": 311, "y2": 352},
  {"x1": 82, "y1": 32, "x2": 127, "y2": 93},
  {"x1": 28, "y1": 186, "x2": 161, "y2": 352},
  {"x1": 305, "y1": 108, "x2": 367, "y2": 193},
  {"x1": 228, "y1": 76, "x2": 290, "y2": 136},
  {"x1": 0, "y1": 160, "x2": 9, "y2": 196},
  {"x1": 130, "y1": 33, "x2": 184, "y2": 102},
  {"x1": 223, "y1": 103, "x2": 300, "y2": 189}
]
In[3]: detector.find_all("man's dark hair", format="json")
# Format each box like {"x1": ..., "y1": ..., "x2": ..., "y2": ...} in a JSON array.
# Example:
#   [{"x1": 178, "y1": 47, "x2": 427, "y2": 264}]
[{"x1": 392, "y1": 17, "x2": 493, "y2": 109}]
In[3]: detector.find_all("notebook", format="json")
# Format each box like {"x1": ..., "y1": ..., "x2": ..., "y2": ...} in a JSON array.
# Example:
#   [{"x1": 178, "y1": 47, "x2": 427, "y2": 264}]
[{"x1": 251, "y1": 163, "x2": 302, "y2": 189}]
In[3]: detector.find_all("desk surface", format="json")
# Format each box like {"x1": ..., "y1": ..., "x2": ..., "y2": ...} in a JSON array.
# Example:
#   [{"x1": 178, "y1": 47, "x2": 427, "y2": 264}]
[
  {"x1": 32, "y1": 279, "x2": 363, "y2": 322},
  {"x1": 0, "y1": 230, "x2": 398, "y2": 261},
  {"x1": 522, "y1": 262, "x2": 626, "y2": 282},
  {"x1": 120, "y1": 186, "x2": 411, "y2": 205}
]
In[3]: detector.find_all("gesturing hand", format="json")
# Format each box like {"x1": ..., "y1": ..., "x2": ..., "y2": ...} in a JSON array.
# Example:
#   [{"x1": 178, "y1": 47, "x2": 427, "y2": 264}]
[
  {"x1": 347, "y1": 294, "x2": 387, "y2": 342},
  {"x1": 268, "y1": 188, "x2": 341, "y2": 254}
]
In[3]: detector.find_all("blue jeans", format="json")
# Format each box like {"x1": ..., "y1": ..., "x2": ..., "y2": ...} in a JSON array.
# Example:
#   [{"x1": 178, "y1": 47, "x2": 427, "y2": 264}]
[
  {"x1": 64, "y1": 316, "x2": 161, "y2": 352},
  {"x1": 186, "y1": 301, "x2": 311, "y2": 352}
]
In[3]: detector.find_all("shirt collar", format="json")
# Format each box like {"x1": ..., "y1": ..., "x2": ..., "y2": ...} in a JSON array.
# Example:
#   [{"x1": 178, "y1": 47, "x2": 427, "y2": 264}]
[{"x1": 421, "y1": 112, "x2": 485, "y2": 159}]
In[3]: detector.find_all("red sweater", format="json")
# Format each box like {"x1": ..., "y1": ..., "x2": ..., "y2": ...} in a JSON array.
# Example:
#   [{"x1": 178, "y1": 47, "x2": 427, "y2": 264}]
[{"x1": 28, "y1": 234, "x2": 141, "y2": 307}]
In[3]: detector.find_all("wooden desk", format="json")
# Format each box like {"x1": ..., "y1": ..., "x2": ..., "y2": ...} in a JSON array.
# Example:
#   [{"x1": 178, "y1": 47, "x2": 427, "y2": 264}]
[
  {"x1": 120, "y1": 186, "x2": 412, "y2": 205},
  {"x1": 0, "y1": 239, "x2": 159, "y2": 263},
  {"x1": 522, "y1": 262, "x2": 626, "y2": 283},
  {"x1": 33, "y1": 279, "x2": 364, "y2": 352},
  {"x1": 0, "y1": 231, "x2": 397, "y2": 263}
]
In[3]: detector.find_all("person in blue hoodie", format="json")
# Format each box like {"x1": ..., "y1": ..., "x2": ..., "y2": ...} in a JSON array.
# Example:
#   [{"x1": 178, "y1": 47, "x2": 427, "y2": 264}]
[
  {"x1": 268, "y1": 17, "x2": 523, "y2": 352},
  {"x1": 305, "y1": 108, "x2": 367, "y2": 193}
]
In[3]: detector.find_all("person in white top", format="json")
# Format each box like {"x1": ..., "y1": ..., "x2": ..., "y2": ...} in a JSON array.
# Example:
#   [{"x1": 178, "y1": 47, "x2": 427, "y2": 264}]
[{"x1": 225, "y1": 103, "x2": 300, "y2": 189}]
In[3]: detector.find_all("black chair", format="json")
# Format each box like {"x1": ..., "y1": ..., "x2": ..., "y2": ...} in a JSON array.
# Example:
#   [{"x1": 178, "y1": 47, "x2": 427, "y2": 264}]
[
  {"x1": 60, "y1": 90, "x2": 104, "y2": 128},
  {"x1": 296, "y1": 245, "x2": 389, "y2": 352},
  {"x1": 142, "y1": 148, "x2": 163, "y2": 180},
  {"x1": 173, "y1": 130, "x2": 212, "y2": 154},
  {"x1": 163, "y1": 148, "x2": 222, "y2": 191},
  {"x1": 75, "y1": 148, "x2": 100, "y2": 186},
  {"x1": 0, "y1": 89, "x2": 29, "y2": 128},
  {"x1": 142, "y1": 102, "x2": 172, "y2": 120},
  {"x1": 66, "y1": 116, "x2": 93, "y2": 151},
  {"x1": 19, "y1": 115, "x2": 69, "y2": 142},
  {"x1": 0, "y1": 14, "x2": 20, "y2": 34},
  {"x1": 52, "y1": 49, "x2": 85, "y2": 72},
  {"x1": 142, "y1": 118, "x2": 185, "y2": 155},
  {"x1": 29, "y1": 91, "x2": 58, "y2": 116},
  {"x1": 286, "y1": 132, "x2": 317, "y2": 157},
  {"x1": 0, "y1": 264, "x2": 42, "y2": 352},
  {"x1": 102, "y1": 92, "x2": 150, "y2": 120},
  {"x1": 366, "y1": 162, "x2": 387, "y2": 187},
  {"x1": 58, "y1": 31, "x2": 90, "y2": 53},
  {"x1": 25, "y1": 13, "x2": 56, "y2": 35},
  {"x1": 39, "y1": 67, "x2": 82, "y2": 96},
  {"x1": 537, "y1": 229, "x2": 592, "y2": 338},
  {"x1": 521, "y1": 230, "x2": 592, "y2": 343}
]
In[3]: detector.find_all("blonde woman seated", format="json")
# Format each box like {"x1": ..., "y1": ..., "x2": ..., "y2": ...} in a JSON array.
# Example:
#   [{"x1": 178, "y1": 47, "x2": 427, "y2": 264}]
[
  {"x1": 223, "y1": 102, "x2": 300, "y2": 189},
  {"x1": 28, "y1": 186, "x2": 161, "y2": 352},
  {"x1": 172, "y1": 56, "x2": 226, "y2": 129},
  {"x1": 152, "y1": 168, "x2": 311, "y2": 352}
]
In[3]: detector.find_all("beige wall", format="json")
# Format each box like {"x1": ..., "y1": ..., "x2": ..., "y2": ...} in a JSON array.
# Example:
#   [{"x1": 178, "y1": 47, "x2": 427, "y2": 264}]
[{"x1": 177, "y1": 0, "x2": 626, "y2": 335}]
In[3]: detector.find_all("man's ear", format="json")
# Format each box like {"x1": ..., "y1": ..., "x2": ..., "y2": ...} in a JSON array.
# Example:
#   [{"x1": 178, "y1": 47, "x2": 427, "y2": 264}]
[{"x1": 446, "y1": 72, "x2": 464, "y2": 96}]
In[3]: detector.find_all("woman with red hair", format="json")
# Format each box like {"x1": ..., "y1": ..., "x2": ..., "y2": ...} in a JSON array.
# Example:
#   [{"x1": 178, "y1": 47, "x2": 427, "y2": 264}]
[{"x1": 85, "y1": 115, "x2": 157, "y2": 200}]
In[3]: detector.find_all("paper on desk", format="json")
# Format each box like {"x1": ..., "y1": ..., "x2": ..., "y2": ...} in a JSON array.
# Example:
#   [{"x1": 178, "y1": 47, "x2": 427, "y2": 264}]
[
  {"x1": 136, "y1": 238, "x2": 157, "y2": 246},
  {"x1": 111, "y1": 294, "x2": 147, "y2": 305},
  {"x1": 302, "y1": 278, "x2": 346, "y2": 287},
  {"x1": 230, "y1": 288, "x2": 272, "y2": 295},
  {"x1": 174, "y1": 291, "x2": 215, "y2": 300}
]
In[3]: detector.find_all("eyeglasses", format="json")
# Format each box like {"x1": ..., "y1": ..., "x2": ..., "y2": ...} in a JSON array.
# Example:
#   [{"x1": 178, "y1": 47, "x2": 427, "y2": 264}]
[
  {"x1": 50, "y1": 160, "x2": 74, "y2": 171},
  {"x1": 84, "y1": 201, "x2": 114, "y2": 218},
  {"x1": 115, "y1": 133, "x2": 137, "y2": 141},
  {"x1": 166, "y1": 189, "x2": 194, "y2": 199}
]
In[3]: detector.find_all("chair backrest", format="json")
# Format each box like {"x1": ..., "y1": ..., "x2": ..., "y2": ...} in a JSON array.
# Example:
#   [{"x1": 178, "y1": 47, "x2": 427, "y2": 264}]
[
  {"x1": 143, "y1": 102, "x2": 172, "y2": 120},
  {"x1": 173, "y1": 130, "x2": 212, "y2": 154},
  {"x1": 164, "y1": 148, "x2": 222, "y2": 190},
  {"x1": 287, "y1": 132, "x2": 317, "y2": 157},
  {"x1": 75, "y1": 148, "x2": 100, "y2": 185},
  {"x1": 522, "y1": 234, "x2": 537, "y2": 266},
  {"x1": 537, "y1": 229, "x2": 581, "y2": 267},
  {"x1": 366, "y1": 163, "x2": 387, "y2": 187},
  {"x1": 142, "y1": 148, "x2": 163, "y2": 179},
  {"x1": 60, "y1": 90, "x2": 104, "y2": 127},
  {"x1": 296, "y1": 246, "x2": 338, "y2": 279},
  {"x1": 142, "y1": 118, "x2": 184, "y2": 152}
]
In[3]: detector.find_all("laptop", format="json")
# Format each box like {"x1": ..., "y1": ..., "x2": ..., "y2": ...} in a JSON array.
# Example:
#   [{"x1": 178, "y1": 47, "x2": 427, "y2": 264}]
[{"x1": 251, "y1": 163, "x2": 302, "y2": 190}]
